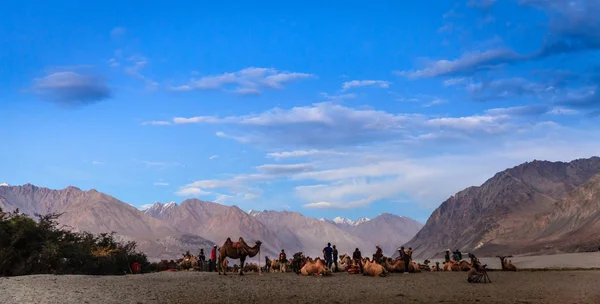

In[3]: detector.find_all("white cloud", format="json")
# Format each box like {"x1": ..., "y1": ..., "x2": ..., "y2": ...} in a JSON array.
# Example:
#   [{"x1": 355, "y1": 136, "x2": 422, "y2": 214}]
[
  {"x1": 124, "y1": 56, "x2": 158, "y2": 88},
  {"x1": 423, "y1": 98, "x2": 447, "y2": 107},
  {"x1": 154, "y1": 182, "x2": 169, "y2": 186},
  {"x1": 341, "y1": 80, "x2": 391, "y2": 91},
  {"x1": 209, "y1": 155, "x2": 219, "y2": 160},
  {"x1": 153, "y1": 101, "x2": 566, "y2": 149},
  {"x1": 141, "y1": 121, "x2": 171, "y2": 126},
  {"x1": 171, "y1": 67, "x2": 315, "y2": 94},
  {"x1": 443, "y1": 77, "x2": 467, "y2": 87},
  {"x1": 320, "y1": 92, "x2": 357, "y2": 101},
  {"x1": 175, "y1": 187, "x2": 212, "y2": 197},
  {"x1": 395, "y1": 49, "x2": 523, "y2": 78},
  {"x1": 91, "y1": 161, "x2": 104, "y2": 165},
  {"x1": 266, "y1": 149, "x2": 347, "y2": 159}
]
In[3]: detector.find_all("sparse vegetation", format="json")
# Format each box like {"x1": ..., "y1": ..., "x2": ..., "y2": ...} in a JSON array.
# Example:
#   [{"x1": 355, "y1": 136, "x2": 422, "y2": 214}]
[{"x1": 0, "y1": 207, "x2": 150, "y2": 276}]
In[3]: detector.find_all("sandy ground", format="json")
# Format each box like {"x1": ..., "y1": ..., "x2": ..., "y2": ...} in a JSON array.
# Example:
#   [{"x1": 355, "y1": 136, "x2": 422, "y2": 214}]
[
  {"x1": 425, "y1": 252, "x2": 600, "y2": 270},
  {"x1": 2, "y1": 270, "x2": 600, "y2": 304}
]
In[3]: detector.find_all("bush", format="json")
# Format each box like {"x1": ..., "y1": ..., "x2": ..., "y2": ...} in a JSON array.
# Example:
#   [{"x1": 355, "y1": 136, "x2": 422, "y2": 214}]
[{"x1": 0, "y1": 208, "x2": 150, "y2": 276}]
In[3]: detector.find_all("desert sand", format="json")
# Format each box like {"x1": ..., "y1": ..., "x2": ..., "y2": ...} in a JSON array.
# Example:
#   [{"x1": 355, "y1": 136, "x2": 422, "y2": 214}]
[{"x1": 2, "y1": 270, "x2": 600, "y2": 304}]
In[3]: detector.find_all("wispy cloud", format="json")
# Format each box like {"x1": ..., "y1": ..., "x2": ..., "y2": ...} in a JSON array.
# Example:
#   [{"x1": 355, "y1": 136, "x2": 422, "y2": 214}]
[
  {"x1": 209, "y1": 155, "x2": 219, "y2": 160},
  {"x1": 141, "y1": 121, "x2": 172, "y2": 126},
  {"x1": 171, "y1": 67, "x2": 315, "y2": 94},
  {"x1": 110, "y1": 27, "x2": 126, "y2": 39},
  {"x1": 153, "y1": 182, "x2": 169, "y2": 186},
  {"x1": 397, "y1": 1, "x2": 600, "y2": 78},
  {"x1": 341, "y1": 80, "x2": 391, "y2": 91}
]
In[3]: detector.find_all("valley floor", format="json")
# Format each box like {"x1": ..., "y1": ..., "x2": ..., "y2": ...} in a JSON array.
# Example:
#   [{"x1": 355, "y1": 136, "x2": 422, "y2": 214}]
[{"x1": 2, "y1": 270, "x2": 600, "y2": 304}]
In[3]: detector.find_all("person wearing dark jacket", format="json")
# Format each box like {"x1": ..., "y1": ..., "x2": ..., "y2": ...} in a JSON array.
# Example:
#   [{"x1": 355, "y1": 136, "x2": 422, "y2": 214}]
[
  {"x1": 292, "y1": 251, "x2": 303, "y2": 274},
  {"x1": 352, "y1": 248, "x2": 363, "y2": 273},
  {"x1": 374, "y1": 245, "x2": 383, "y2": 264},
  {"x1": 198, "y1": 249, "x2": 206, "y2": 270},
  {"x1": 332, "y1": 245, "x2": 339, "y2": 272},
  {"x1": 323, "y1": 243, "x2": 333, "y2": 269},
  {"x1": 445, "y1": 249, "x2": 451, "y2": 263},
  {"x1": 399, "y1": 247, "x2": 410, "y2": 274}
]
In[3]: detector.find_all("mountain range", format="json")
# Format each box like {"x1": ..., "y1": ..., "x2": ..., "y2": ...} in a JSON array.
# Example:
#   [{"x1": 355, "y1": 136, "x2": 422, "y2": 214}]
[
  {"x1": 405, "y1": 156, "x2": 600, "y2": 259},
  {"x1": 3, "y1": 156, "x2": 599, "y2": 261},
  {"x1": 0, "y1": 184, "x2": 422, "y2": 260}
]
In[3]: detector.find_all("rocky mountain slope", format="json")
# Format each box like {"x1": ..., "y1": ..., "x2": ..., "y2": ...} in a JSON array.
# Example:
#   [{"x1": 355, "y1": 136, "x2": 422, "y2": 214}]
[
  {"x1": 144, "y1": 200, "x2": 293, "y2": 257},
  {"x1": 0, "y1": 184, "x2": 214, "y2": 261},
  {"x1": 532, "y1": 173, "x2": 600, "y2": 253},
  {"x1": 340, "y1": 213, "x2": 423, "y2": 256},
  {"x1": 405, "y1": 157, "x2": 600, "y2": 258},
  {"x1": 249, "y1": 210, "x2": 368, "y2": 257}
]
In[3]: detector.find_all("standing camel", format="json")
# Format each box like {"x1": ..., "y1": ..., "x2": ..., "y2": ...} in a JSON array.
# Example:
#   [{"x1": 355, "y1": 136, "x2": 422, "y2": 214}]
[{"x1": 218, "y1": 237, "x2": 262, "y2": 275}]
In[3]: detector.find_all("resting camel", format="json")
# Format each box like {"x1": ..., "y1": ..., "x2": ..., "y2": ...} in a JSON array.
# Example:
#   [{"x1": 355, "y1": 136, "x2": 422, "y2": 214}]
[
  {"x1": 361, "y1": 258, "x2": 388, "y2": 277},
  {"x1": 300, "y1": 257, "x2": 331, "y2": 276},
  {"x1": 497, "y1": 256, "x2": 517, "y2": 271},
  {"x1": 383, "y1": 257, "x2": 421, "y2": 273},
  {"x1": 179, "y1": 251, "x2": 198, "y2": 270},
  {"x1": 218, "y1": 237, "x2": 262, "y2": 275}
]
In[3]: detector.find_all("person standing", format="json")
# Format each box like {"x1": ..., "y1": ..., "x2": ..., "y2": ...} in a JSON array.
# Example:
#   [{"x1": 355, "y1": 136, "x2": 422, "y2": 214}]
[
  {"x1": 332, "y1": 245, "x2": 339, "y2": 272},
  {"x1": 323, "y1": 243, "x2": 333, "y2": 270},
  {"x1": 209, "y1": 245, "x2": 217, "y2": 272},
  {"x1": 407, "y1": 247, "x2": 413, "y2": 261},
  {"x1": 444, "y1": 249, "x2": 451, "y2": 263},
  {"x1": 352, "y1": 248, "x2": 363, "y2": 273},
  {"x1": 399, "y1": 247, "x2": 410, "y2": 274},
  {"x1": 279, "y1": 249, "x2": 287, "y2": 272},
  {"x1": 198, "y1": 248, "x2": 206, "y2": 270}
]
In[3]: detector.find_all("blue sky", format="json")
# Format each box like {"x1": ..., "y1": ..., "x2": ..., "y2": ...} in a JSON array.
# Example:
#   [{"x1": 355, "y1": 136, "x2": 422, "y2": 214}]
[{"x1": 2, "y1": 0, "x2": 600, "y2": 223}]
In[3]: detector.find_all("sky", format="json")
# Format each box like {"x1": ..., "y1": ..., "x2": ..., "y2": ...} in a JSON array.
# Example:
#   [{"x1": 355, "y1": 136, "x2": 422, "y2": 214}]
[{"x1": 1, "y1": 0, "x2": 600, "y2": 224}]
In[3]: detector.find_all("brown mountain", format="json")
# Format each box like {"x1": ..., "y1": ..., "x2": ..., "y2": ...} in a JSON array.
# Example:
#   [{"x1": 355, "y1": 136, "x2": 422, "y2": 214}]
[
  {"x1": 341, "y1": 213, "x2": 423, "y2": 256},
  {"x1": 249, "y1": 210, "x2": 370, "y2": 257},
  {"x1": 405, "y1": 157, "x2": 600, "y2": 259},
  {"x1": 532, "y1": 173, "x2": 600, "y2": 253},
  {"x1": 0, "y1": 184, "x2": 214, "y2": 261},
  {"x1": 144, "y1": 200, "x2": 294, "y2": 257}
]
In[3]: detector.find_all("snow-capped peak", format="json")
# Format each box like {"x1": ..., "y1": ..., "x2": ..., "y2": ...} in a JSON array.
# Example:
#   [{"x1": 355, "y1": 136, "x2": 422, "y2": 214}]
[
  {"x1": 355, "y1": 217, "x2": 371, "y2": 225},
  {"x1": 333, "y1": 216, "x2": 354, "y2": 225},
  {"x1": 333, "y1": 216, "x2": 371, "y2": 226},
  {"x1": 164, "y1": 201, "x2": 177, "y2": 208},
  {"x1": 0, "y1": 182, "x2": 9, "y2": 187},
  {"x1": 318, "y1": 218, "x2": 326, "y2": 221},
  {"x1": 248, "y1": 210, "x2": 262, "y2": 217}
]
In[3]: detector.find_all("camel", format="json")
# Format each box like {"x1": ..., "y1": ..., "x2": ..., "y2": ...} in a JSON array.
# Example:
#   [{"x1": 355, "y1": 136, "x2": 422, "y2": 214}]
[
  {"x1": 270, "y1": 260, "x2": 280, "y2": 272},
  {"x1": 383, "y1": 257, "x2": 421, "y2": 273},
  {"x1": 218, "y1": 237, "x2": 262, "y2": 275},
  {"x1": 497, "y1": 256, "x2": 517, "y2": 271},
  {"x1": 300, "y1": 257, "x2": 331, "y2": 276},
  {"x1": 179, "y1": 251, "x2": 198, "y2": 270},
  {"x1": 244, "y1": 263, "x2": 260, "y2": 272},
  {"x1": 361, "y1": 258, "x2": 387, "y2": 277}
]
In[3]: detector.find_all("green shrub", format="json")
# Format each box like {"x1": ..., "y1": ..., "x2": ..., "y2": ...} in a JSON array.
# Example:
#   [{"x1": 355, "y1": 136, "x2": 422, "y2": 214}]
[{"x1": 0, "y1": 208, "x2": 149, "y2": 276}]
